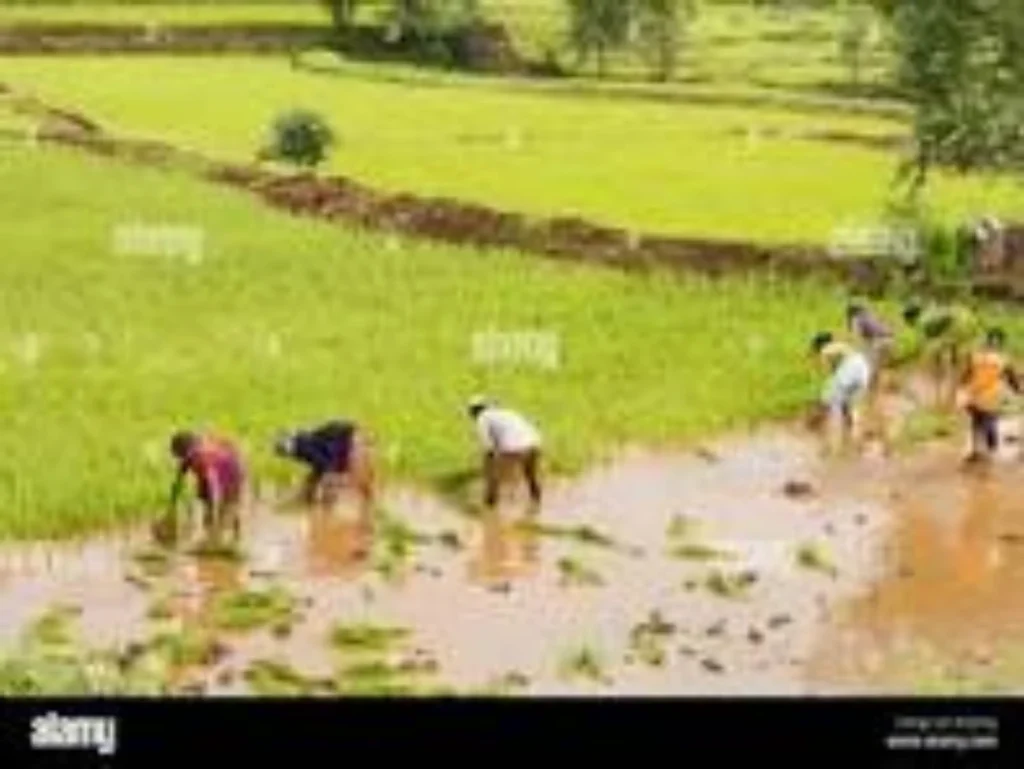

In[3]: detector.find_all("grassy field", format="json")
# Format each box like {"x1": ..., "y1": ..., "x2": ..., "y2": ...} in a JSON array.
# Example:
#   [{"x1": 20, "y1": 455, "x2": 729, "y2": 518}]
[
  {"x1": 2, "y1": 52, "x2": 1021, "y2": 247},
  {"x1": 0, "y1": 3, "x2": 1022, "y2": 539},
  {"x1": 0, "y1": 1, "x2": 893, "y2": 90},
  {"x1": 0, "y1": 141, "x2": 872, "y2": 538}
]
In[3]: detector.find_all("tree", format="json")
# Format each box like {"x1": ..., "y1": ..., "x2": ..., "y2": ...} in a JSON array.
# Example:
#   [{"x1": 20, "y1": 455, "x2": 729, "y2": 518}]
[
  {"x1": 634, "y1": 0, "x2": 698, "y2": 82},
  {"x1": 837, "y1": 4, "x2": 874, "y2": 88},
  {"x1": 388, "y1": 0, "x2": 479, "y2": 41},
  {"x1": 320, "y1": 0, "x2": 361, "y2": 31},
  {"x1": 566, "y1": 0, "x2": 634, "y2": 78},
  {"x1": 873, "y1": 0, "x2": 1024, "y2": 193}
]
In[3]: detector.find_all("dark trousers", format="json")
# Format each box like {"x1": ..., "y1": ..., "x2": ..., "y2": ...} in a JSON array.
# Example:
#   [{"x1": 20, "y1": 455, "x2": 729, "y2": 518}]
[
  {"x1": 968, "y1": 406, "x2": 999, "y2": 455},
  {"x1": 484, "y1": 449, "x2": 542, "y2": 508}
]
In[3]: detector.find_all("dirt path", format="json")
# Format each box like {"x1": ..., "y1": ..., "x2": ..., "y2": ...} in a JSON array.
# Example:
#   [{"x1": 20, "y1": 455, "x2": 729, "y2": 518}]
[{"x1": 2, "y1": 397, "x2": 1020, "y2": 696}]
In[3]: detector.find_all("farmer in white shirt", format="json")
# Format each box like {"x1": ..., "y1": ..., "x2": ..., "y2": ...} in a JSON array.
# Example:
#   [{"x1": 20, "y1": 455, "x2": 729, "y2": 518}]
[
  {"x1": 467, "y1": 395, "x2": 543, "y2": 510},
  {"x1": 808, "y1": 332, "x2": 873, "y2": 452}
]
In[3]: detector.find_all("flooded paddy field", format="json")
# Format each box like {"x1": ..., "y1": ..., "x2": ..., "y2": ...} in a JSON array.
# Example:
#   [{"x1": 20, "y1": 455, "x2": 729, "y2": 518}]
[{"x1": 3, "y1": 406, "x2": 1019, "y2": 697}]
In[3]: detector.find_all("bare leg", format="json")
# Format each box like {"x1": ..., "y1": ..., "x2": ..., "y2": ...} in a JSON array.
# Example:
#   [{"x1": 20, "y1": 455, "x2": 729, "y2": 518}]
[
  {"x1": 350, "y1": 437, "x2": 377, "y2": 527},
  {"x1": 483, "y1": 452, "x2": 500, "y2": 510},
  {"x1": 522, "y1": 449, "x2": 543, "y2": 510}
]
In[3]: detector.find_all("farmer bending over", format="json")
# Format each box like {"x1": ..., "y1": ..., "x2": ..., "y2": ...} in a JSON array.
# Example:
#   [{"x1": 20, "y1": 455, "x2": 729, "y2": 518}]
[
  {"x1": 809, "y1": 332, "x2": 872, "y2": 453},
  {"x1": 164, "y1": 431, "x2": 246, "y2": 546},
  {"x1": 958, "y1": 328, "x2": 1021, "y2": 465},
  {"x1": 274, "y1": 420, "x2": 376, "y2": 518},
  {"x1": 846, "y1": 300, "x2": 894, "y2": 391},
  {"x1": 467, "y1": 396, "x2": 543, "y2": 511}
]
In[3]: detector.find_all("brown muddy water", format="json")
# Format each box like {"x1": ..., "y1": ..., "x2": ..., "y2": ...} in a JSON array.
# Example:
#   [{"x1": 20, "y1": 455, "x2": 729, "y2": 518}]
[{"x1": 0, "y1": 409, "x2": 1021, "y2": 696}]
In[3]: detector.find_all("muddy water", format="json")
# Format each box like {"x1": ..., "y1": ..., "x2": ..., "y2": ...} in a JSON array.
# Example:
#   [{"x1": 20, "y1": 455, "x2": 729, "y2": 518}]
[
  {"x1": 0, "y1": 413, "x2": 1021, "y2": 696},
  {"x1": 807, "y1": 417, "x2": 1024, "y2": 694}
]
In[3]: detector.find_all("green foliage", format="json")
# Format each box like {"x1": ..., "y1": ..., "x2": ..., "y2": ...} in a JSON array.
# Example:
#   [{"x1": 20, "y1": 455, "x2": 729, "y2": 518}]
[
  {"x1": 0, "y1": 606, "x2": 169, "y2": 696},
  {"x1": 875, "y1": 0, "x2": 1024, "y2": 190},
  {"x1": 633, "y1": 0, "x2": 698, "y2": 82},
  {"x1": 565, "y1": 0, "x2": 633, "y2": 77},
  {"x1": 321, "y1": 0, "x2": 361, "y2": 31},
  {"x1": 837, "y1": 3, "x2": 874, "y2": 87},
  {"x1": 261, "y1": 109, "x2": 335, "y2": 169},
  {"x1": 388, "y1": 0, "x2": 480, "y2": 41}
]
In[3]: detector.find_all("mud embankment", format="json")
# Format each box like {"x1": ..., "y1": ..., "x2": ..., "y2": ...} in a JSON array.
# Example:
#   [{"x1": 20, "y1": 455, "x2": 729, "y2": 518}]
[
  {"x1": 0, "y1": 22, "x2": 328, "y2": 55},
  {"x1": 5, "y1": 83, "x2": 1024, "y2": 299},
  {"x1": 2, "y1": 88, "x2": 896, "y2": 288}
]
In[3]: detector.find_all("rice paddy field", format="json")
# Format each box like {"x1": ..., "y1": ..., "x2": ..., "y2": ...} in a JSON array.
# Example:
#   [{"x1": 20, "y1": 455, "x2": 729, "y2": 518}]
[
  {"x1": 0, "y1": 1, "x2": 1021, "y2": 538},
  {"x1": 1, "y1": 1, "x2": 1024, "y2": 711},
  {"x1": 0, "y1": 139, "x2": 850, "y2": 538},
  {"x1": 3, "y1": 52, "x2": 1022, "y2": 246}
]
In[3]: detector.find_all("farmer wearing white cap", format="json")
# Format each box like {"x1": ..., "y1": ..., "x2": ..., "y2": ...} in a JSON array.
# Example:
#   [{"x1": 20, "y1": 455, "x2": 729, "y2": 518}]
[
  {"x1": 467, "y1": 396, "x2": 543, "y2": 510},
  {"x1": 807, "y1": 332, "x2": 872, "y2": 451}
]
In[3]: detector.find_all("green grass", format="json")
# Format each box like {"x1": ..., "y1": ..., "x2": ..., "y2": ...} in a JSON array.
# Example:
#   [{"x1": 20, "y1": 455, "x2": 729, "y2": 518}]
[
  {"x1": 0, "y1": 143, "x2": 1022, "y2": 538},
  {"x1": 2, "y1": 51, "x2": 1019, "y2": 246},
  {"x1": 0, "y1": 143, "x2": 877, "y2": 538}
]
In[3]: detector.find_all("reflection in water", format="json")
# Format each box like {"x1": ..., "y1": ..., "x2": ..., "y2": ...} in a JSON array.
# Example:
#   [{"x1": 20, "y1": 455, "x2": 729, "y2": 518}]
[
  {"x1": 305, "y1": 505, "x2": 372, "y2": 580},
  {"x1": 467, "y1": 509, "x2": 541, "y2": 586},
  {"x1": 813, "y1": 457, "x2": 1024, "y2": 689}
]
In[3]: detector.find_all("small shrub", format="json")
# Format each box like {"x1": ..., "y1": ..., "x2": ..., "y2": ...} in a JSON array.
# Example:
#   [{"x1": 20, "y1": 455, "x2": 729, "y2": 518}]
[{"x1": 260, "y1": 110, "x2": 336, "y2": 169}]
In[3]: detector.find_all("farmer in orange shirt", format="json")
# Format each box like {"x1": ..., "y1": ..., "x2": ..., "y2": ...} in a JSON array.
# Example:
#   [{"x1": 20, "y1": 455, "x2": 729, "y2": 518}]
[{"x1": 959, "y1": 328, "x2": 1021, "y2": 464}]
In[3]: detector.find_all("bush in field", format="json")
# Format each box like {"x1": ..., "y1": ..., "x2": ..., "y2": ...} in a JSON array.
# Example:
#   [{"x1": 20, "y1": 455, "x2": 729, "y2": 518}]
[{"x1": 260, "y1": 110, "x2": 335, "y2": 169}]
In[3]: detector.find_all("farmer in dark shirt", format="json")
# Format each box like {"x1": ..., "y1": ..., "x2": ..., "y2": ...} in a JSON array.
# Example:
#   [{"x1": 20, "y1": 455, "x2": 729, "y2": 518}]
[
  {"x1": 275, "y1": 420, "x2": 376, "y2": 518},
  {"x1": 847, "y1": 301, "x2": 894, "y2": 390},
  {"x1": 161, "y1": 431, "x2": 246, "y2": 545}
]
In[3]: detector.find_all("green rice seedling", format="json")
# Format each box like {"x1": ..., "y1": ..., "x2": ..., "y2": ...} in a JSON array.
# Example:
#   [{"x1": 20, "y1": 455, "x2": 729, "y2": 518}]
[
  {"x1": 795, "y1": 541, "x2": 839, "y2": 578},
  {"x1": 558, "y1": 644, "x2": 610, "y2": 685},
  {"x1": 244, "y1": 658, "x2": 320, "y2": 697},
  {"x1": 704, "y1": 568, "x2": 758, "y2": 599},
  {"x1": 556, "y1": 555, "x2": 604, "y2": 588},
  {"x1": 329, "y1": 623, "x2": 411, "y2": 653},
  {"x1": 209, "y1": 585, "x2": 300, "y2": 632},
  {"x1": 146, "y1": 625, "x2": 222, "y2": 669}
]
